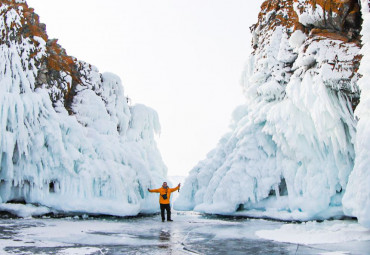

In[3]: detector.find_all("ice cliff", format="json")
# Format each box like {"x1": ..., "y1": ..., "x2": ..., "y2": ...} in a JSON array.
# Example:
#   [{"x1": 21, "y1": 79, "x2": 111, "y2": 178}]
[
  {"x1": 343, "y1": 0, "x2": 370, "y2": 228},
  {"x1": 0, "y1": 0, "x2": 167, "y2": 216},
  {"x1": 175, "y1": 0, "x2": 367, "y2": 222}
]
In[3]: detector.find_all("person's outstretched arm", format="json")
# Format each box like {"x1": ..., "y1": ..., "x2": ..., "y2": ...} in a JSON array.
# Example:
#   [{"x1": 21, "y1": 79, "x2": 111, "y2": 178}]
[
  {"x1": 148, "y1": 188, "x2": 161, "y2": 193},
  {"x1": 169, "y1": 183, "x2": 181, "y2": 192}
]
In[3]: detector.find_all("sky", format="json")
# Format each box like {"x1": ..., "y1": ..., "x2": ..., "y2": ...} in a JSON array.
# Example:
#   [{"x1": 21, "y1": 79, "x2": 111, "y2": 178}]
[{"x1": 26, "y1": 0, "x2": 263, "y2": 176}]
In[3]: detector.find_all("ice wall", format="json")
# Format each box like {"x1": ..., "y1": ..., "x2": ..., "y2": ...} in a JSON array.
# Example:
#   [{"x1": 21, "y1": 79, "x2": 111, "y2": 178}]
[
  {"x1": 0, "y1": 0, "x2": 167, "y2": 216},
  {"x1": 175, "y1": 0, "x2": 362, "y2": 221},
  {"x1": 343, "y1": 0, "x2": 370, "y2": 228}
]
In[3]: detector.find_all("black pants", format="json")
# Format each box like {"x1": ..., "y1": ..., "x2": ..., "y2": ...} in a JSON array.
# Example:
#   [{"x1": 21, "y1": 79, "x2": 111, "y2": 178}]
[{"x1": 160, "y1": 204, "x2": 171, "y2": 220}]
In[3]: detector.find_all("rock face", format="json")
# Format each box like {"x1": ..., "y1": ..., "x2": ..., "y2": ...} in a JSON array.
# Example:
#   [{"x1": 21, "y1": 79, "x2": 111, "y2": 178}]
[
  {"x1": 294, "y1": 0, "x2": 361, "y2": 32},
  {"x1": 175, "y1": 0, "x2": 363, "y2": 221},
  {"x1": 0, "y1": 0, "x2": 167, "y2": 216}
]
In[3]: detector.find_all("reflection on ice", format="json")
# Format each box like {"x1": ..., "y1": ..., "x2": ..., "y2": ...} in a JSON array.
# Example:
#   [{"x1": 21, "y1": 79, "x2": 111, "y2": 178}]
[
  {"x1": 0, "y1": 212, "x2": 369, "y2": 255},
  {"x1": 158, "y1": 230, "x2": 171, "y2": 249}
]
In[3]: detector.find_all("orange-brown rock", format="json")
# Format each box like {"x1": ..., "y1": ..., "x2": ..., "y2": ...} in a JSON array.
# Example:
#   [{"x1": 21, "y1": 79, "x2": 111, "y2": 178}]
[
  {"x1": 0, "y1": 0, "x2": 80, "y2": 114},
  {"x1": 295, "y1": 0, "x2": 361, "y2": 31},
  {"x1": 256, "y1": 0, "x2": 361, "y2": 40},
  {"x1": 309, "y1": 28, "x2": 351, "y2": 42},
  {"x1": 257, "y1": 0, "x2": 302, "y2": 32}
]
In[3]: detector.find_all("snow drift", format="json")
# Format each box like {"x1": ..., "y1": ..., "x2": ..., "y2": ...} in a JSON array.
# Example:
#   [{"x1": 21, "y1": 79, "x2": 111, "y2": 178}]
[
  {"x1": 175, "y1": 0, "x2": 364, "y2": 222},
  {"x1": 0, "y1": 0, "x2": 167, "y2": 216}
]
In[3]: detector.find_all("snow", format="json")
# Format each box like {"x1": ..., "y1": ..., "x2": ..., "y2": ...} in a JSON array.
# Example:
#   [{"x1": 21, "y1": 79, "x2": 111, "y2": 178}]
[
  {"x1": 294, "y1": 0, "x2": 327, "y2": 27},
  {"x1": 175, "y1": 2, "x2": 360, "y2": 222},
  {"x1": 0, "y1": 203, "x2": 50, "y2": 218},
  {"x1": 0, "y1": 2, "x2": 167, "y2": 217},
  {"x1": 342, "y1": 0, "x2": 370, "y2": 228},
  {"x1": 289, "y1": 30, "x2": 307, "y2": 50},
  {"x1": 256, "y1": 220, "x2": 370, "y2": 245}
]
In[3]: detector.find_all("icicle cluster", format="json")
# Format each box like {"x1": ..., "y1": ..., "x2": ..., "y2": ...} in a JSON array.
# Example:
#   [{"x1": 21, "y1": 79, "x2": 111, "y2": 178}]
[
  {"x1": 0, "y1": 0, "x2": 167, "y2": 216},
  {"x1": 343, "y1": 0, "x2": 370, "y2": 228},
  {"x1": 175, "y1": 0, "x2": 362, "y2": 221}
]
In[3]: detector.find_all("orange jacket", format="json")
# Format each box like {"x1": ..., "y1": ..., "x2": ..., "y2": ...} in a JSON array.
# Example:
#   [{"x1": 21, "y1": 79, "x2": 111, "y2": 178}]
[{"x1": 149, "y1": 186, "x2": 179, "y2": 204}]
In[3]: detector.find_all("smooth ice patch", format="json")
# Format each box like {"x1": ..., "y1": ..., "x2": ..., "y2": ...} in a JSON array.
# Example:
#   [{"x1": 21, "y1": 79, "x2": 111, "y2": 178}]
[
  {"x1": 319, "y1": 252, "x2": 350, "y2": 255},
  {"x1": 58, "y1": 247, "x2": 103, "y2": 255},
  {"x1": 256, "y1": 220, "x2": 370, "y2": 245},
  {"x1": 16, "y1": 219, "x2": 157, "y2": 247}
]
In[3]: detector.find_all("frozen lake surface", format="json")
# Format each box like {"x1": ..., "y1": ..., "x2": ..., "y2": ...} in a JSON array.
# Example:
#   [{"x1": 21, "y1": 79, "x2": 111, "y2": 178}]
[{"x1": 0, "y1": 211, "x2": 370, "y2": 255}]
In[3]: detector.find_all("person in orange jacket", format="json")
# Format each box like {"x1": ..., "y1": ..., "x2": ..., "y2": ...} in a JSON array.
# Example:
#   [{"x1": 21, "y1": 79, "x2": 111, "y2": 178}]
[{"x1": 148, "y1": 182, "x2": 180, "y2": 222}]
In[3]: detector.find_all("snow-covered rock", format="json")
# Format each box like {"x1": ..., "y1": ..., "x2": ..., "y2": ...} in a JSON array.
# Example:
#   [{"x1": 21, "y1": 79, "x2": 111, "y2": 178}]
[
  {"x1": 175, "y1": 0, "x2": 363, "y2": 222},
  {"x1": 0, "y1": 0, "x2": 167, "y2": 216}
]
